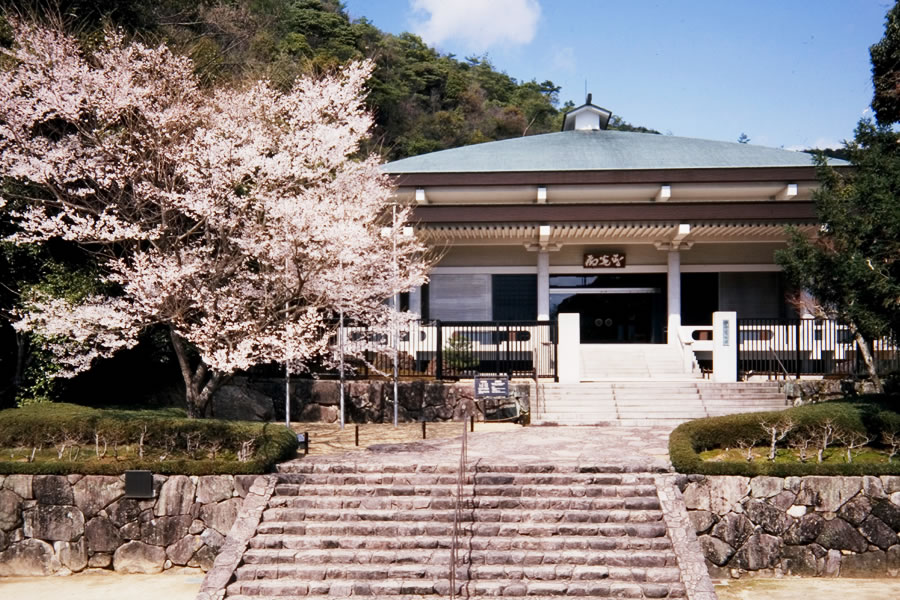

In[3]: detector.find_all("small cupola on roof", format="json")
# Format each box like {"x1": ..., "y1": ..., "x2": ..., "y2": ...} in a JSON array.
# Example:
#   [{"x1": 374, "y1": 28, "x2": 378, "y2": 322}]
[{"x1": 562, "y1": 94, "x2": 612, "y2": 131}]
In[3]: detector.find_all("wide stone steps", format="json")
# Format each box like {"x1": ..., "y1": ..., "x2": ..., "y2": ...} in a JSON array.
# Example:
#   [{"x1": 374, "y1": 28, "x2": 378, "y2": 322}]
[
  {"x1": 535, "y1": 381, "x2": 788, "y2": 425},
  {"x1": 234, "y1": 563, "x2": 683, "y2": 583},
  {"x1": 226, "y1": 580, "x2": 687, "y2": 598},
  {"x1": 259, "y1": 507, "x2": 663, "y2": 524},
  {"x1": 267, "y1": 494, "x2": 660, "y2": 511},
  {"x1": 274, "y1": 472, "x2": 659, "y2": 486},
  {"x1": 240, "y1": 548, "x2": 677, "y2": 567},
  {"x1": 246, "y1": 534, "x2": 674, "y2": 552},
  {"x1": 266, "y1": 483, "x2": 660, "y2": 499},
  {"x1": 251, "y1": 521, "x2": 669, "y2": 538},
  {"x1": 223, "y1": 463, "x2": 687, "y2": 600}
]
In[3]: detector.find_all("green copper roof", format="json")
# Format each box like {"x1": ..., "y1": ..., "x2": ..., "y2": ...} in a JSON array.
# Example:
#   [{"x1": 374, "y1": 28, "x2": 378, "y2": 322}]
[{"x1": 383, "y1": 130, "x2": 847, "y2": 174}]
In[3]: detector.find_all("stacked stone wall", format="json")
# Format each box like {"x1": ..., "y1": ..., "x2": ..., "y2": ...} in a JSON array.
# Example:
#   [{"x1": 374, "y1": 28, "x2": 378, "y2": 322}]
[
  {"x1": 0, "y1": 473, "x2": 258, "y2": 576},
  {"x1": 213, "y1": 377, "x2": 533, "y2": 423},
  {"x1": 680, "y1": 474, "x2": 900, "y2": 577}
]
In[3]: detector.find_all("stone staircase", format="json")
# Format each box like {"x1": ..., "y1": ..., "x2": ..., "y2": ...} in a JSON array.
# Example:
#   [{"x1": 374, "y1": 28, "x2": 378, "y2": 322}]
[
  {"x1": 580, "y1": 344, "x2": 698, "y2": 381},
  {"x1": 222, "y1": 462, "x2": 688, "y2": 599},
  {"x1": 534, "y1": 381, "x2": 789, "y2": 427}
]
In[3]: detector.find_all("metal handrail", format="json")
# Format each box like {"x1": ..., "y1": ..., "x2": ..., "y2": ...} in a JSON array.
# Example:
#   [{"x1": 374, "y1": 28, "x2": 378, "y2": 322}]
[
  {"x1": 449, "y1": 404, "x2": 469, "y2": 600},
  {"x1": 769, "y1": 345, "x2": 791, "y2": 379}
]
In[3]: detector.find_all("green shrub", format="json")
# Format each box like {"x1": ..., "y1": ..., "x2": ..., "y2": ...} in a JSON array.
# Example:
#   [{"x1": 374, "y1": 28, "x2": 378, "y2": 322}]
[
  {"x1": 0, "y1": 403, "x2": 298, "y2": 475},
  {"x1": 670, "y1": 398, "x2": 900, "y2": 476}
]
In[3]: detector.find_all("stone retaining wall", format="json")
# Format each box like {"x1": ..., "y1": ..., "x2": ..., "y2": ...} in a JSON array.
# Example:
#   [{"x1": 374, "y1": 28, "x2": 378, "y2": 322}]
[
  {"x1": 0, "y1": 473, "x2": 258, "y2": 576},
  {"x1": 779, "y1": 379, "x2": 879, "y2": 406},
  {"x1": 679, "y1": 474, "x2": 900, "y2": 578},
  {"x1": 213, "y1": 377, "x2": 533, "y2": 423}
]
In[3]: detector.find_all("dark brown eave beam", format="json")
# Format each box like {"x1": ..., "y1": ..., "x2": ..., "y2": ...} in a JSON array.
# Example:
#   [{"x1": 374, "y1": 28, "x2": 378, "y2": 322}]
[
  {"x1": 391, "y1": 165, "x2": 847, "y2": 187},
  {"x1": 411, "y1": 201, "x2": 817, "y2": 224}
]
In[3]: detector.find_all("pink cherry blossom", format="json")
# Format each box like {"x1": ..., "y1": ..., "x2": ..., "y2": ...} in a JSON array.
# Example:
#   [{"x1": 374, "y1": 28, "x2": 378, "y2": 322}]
[{"x1": 1, "y1": 22, "x2": 429, "y2": 417}]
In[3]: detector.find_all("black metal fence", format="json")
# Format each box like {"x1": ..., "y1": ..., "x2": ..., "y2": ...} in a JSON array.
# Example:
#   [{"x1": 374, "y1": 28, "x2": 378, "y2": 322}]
[
  {"x1": 338, "y1": 320, "x2": 558, "y2": 380},
  {"x1": 737, "y1": 318, "x2": 900, "y2": 378}
]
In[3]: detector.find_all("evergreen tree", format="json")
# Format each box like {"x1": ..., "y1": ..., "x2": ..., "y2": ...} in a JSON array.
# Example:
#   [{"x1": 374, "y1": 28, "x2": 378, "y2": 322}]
[{"x1": 776, "y1": 121, "x2": 900, "y2": 392}]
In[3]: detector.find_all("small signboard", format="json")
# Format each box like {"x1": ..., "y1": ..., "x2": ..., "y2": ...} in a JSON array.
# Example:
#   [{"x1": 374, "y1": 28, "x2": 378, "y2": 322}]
[
  {"x1": 475, "y1": 375, "x2": 510, "y2": 398},
  {"x1": 583, "y1": 253, "x2": 626, "y2": 268},
  {"x1": 124, "y1": 470, "x2": 154, "y2": 499}
]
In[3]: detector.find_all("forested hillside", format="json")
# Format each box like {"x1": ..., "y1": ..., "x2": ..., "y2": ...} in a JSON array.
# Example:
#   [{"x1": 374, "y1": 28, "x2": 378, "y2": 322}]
[
  {"x1": 1, "y1": 0, "x2": 656, "y2": 160},
  {"x1": 0, "y1": 0, "x2": 656, "y2": 408}
]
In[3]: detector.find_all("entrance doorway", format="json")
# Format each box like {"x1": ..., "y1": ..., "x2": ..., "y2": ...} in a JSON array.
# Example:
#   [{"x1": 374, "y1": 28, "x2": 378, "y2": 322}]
[{"x1": 549, "y1": 274, "x2": 666, "y2": 343}]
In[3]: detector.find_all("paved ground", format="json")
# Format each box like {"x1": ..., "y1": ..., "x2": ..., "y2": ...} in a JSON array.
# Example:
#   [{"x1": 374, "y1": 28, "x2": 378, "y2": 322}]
[
  {"x1": 288, "y1": 421, "x2": 520, "y2": 455},
  {"x1": 714, "y1": 577, "x2": 900, "y2": 599},
  {"x1": 0, "y1": 570, "x2": 203, "y2": 600},
  {"x1": 3, "y1": 568, "x2": 900, "y2": 600},
  {"x1": 283, "y1": 424, "x2": 674, "y2": 470}
]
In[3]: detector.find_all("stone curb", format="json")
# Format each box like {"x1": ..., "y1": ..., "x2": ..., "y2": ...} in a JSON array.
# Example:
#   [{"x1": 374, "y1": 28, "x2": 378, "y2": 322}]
[
  {"x1": 656, "y1": 474, "x2": 719, "y2": 600},
  {"x1": 195, "y1": 475, "x2": 276, "y2": 600}
]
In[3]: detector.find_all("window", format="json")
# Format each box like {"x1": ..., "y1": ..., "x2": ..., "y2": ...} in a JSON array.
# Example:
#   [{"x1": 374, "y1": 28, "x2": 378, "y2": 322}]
[{"x1": 492, "y1": 275, "x2": 536, "y2": 320}]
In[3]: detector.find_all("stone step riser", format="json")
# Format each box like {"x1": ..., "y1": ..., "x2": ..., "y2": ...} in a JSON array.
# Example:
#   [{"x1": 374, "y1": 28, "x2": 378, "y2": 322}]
[
  {"x1": 274, "y1": 474, "x2": 657, "y2": 487},
  {"x1": 250, "y1": 522, "x2": 669, "y2": 538},
  {"x1": 247, "y1": 535, "x2": 675, "y2": 552},
  {"x1": 267, "y1": 496, "x2": 661, "y2": 511},
  {"x1": 533, "y1": 419, "x2": 694, "y2": 427},
  {"x1": 227, "y1": 579, "x2": 687, "y2": 598},
  {"x1": 240, "y1": 548, "x2": 677, "y2": 568},
  {"x1": 270, "y1": 484, "x2": 660, "y2": 498},
  {"x1": 275, "y1": 464, "x2": 660, "y2": 475},
  {"x1": 259, "y1": 510, "x2": 663, "y2": 528},
  {"x1": 233, "y1": 563, "x2": 682, "y2": 583}
]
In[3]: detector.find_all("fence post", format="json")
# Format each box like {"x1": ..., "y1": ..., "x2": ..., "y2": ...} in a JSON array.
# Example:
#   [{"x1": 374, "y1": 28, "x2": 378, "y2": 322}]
[
  {"x1": 553, "y1": 321, "x2": 559, "y2": 382},
  {"x1": 435, "y1": 320, "x2": 443, "y2": 380},
  {"x1": 495, "y1": 322, "x2": 500, "y2": 375},
  {"x1": 795, "y1": 320, "x2": 802, "y2": 379},
  {"x1": 506, "y1": 324, "x2": 512, "y2": 377},
  {"x1": 736, "y1": 319, "x2": 742, "y2": 380}
]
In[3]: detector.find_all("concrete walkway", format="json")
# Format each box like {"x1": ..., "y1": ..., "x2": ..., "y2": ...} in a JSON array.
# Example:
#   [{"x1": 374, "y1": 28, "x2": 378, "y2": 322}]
[{"x1": 282, "y1": 425, "x2": 674, "y2": 471}]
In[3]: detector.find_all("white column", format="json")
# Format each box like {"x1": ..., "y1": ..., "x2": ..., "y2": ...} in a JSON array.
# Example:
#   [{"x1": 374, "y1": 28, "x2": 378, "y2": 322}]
[
  {"x1": 667, "y1": 250, "x2": 681, "y2": 344},
  {"x1": 537, "y1": 250, "x2": 550, "y2": 320},
  {"x1": 713, "y1": 311, "x2": 738, "y2": 382},
  {"x1": 409, "y1": 286, "x2": 422, "y2": 317},
  {"x1": 558, "y1": 313, "x2": 581, "y2": 383}
]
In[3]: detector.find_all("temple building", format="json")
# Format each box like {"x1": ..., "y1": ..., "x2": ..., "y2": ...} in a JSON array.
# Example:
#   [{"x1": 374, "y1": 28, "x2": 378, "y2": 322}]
[{"x1": 383, "y1": 97, "x2": 845, "y2": 368}]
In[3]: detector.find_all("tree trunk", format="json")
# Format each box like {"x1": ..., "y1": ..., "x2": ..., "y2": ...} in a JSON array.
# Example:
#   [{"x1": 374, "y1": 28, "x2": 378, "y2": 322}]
[
  {"x1": 852, "y1": 328, "x2": 884, "y2": 394},
  {"x1": 169, "y1": 327, "x2": 228, "y2": 418}
]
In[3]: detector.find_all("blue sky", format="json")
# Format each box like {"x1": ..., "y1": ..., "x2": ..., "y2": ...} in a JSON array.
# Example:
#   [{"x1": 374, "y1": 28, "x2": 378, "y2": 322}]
[{"x1": 343, "y1": 0, "x2": 893, "y2": 150}]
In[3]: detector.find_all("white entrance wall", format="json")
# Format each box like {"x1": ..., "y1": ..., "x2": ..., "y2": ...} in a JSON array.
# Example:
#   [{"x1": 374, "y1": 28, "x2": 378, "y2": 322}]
[{"x1": 558, "y1": 313, "x2": 581, "y2": 383}]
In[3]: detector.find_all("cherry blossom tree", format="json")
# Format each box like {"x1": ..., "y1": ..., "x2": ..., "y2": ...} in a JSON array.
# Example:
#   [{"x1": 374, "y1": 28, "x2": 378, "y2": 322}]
[{"x1": 0, "y1": 21, "x2": 428, "y2": 417}]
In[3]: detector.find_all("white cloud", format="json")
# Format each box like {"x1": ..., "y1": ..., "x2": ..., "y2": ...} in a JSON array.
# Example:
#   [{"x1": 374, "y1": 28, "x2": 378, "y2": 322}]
[
  {"x1": 410, "y1": 0, "x2": 541, "y2": 52},
  {"x1": 551, "y1": 45, "x2": 575, "y2": 74}
]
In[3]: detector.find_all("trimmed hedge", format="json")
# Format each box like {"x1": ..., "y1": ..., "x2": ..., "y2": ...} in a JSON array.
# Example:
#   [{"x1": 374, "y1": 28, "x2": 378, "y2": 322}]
[
  {"x1": 670, "y1": 398, "x2": 900, "y2": 476},
  {"x1": 0, "y1": 403, "x2": 298, "y2": 475}
]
